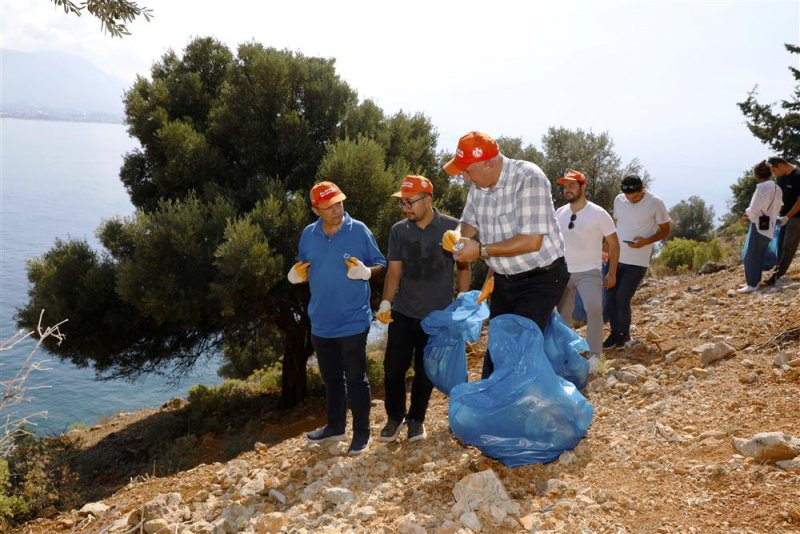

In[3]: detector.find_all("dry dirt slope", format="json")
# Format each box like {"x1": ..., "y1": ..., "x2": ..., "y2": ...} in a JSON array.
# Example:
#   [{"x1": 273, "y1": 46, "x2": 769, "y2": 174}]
[{"x1": 16, "y1": 264, "x2": 800, "y2": 534}]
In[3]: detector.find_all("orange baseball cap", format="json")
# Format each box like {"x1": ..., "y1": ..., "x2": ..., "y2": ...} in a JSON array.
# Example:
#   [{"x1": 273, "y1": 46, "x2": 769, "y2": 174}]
[
  {"x1": 310, "y1": 181, "x2": 347, "y2": 209},
  {"x1": 443, "y1": 131, "x2": 500, "y2": 175},
  {"x1": 556, "y1": 169, "x2": 587, "y2": 185},
  {"x1": 391, "y1": 175, "x2": 433, "y2": 198}
]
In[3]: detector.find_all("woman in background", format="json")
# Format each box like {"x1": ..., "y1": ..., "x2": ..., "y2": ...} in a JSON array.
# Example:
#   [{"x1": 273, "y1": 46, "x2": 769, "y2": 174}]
[{"x1": 739, "y1": 161, "x2": 783, "y2": 293}]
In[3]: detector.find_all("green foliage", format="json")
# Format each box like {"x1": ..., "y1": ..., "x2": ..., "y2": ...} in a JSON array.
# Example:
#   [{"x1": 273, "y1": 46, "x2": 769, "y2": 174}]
[
  {"x1": 656, "y1": 237, "x2": 724, "y2": 272},
  {"x1": 0, "y1": 459, "x2": 29, "y2": 530},
  {"x1": 539, "y1": 127, "x2": 649, "y2": 213},
  {"x1": 669, "y1": 196, "x2": 715, "y2": 241},
  {"x1": 50, "y1": 0, "x2": 153, "y2": 37},
  {"x1": 738, "y1": 44, "x2": 800, "y2": 160},
  {"x1": 19, "y1": 37, "x2": 444, "y2": 406},
  {"x1": 721, "y1": 170, "x2": 760, "y2": 229},
  {"x1": 3, "y1": 436, "x2": 83, "y2": 527}
]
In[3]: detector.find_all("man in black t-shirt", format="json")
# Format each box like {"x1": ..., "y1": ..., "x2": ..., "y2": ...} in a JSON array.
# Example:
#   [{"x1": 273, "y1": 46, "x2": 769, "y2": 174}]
[
  {"x1": 375, "y1": 175, "x2": 471, "y2": 443},
  {"x1": 765, "y1": 157, "x2": 800, "y2": 286}
]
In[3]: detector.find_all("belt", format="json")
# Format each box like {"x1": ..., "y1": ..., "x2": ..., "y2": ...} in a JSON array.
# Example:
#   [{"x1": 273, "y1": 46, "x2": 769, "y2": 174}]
[{"x1": 496, "y1": 256, "x2": 565, "y2": 282}]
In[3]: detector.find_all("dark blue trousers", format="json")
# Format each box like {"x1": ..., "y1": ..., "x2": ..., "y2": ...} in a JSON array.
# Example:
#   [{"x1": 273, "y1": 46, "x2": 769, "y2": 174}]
[
  {"x1": 606, "y1": 262, "x2": 647, "y2": 340},
  {"x1": 311, "y1": 331, "x2": 371, "y2": 436}
]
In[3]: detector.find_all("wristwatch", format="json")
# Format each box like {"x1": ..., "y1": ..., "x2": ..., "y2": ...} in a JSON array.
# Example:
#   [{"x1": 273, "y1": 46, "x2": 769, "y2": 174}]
[{"x1": 480, "y1": 243, "x2": 489, "y2": 259}]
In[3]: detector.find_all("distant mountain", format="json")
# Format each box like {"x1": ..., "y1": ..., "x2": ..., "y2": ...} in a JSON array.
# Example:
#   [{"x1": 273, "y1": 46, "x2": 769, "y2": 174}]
[{"x1": 1, "y1": 48, "x2": 128, "y2": 123}]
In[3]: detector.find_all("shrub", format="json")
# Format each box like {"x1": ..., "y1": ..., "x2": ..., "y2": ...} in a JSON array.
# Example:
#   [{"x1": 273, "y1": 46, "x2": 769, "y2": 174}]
[{"x1": 656, "y1": 237, "x2": 724, "y2": 272}]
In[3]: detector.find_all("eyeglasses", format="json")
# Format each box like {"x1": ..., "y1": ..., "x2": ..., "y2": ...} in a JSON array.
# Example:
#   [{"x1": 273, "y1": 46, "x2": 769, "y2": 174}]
[
  {"x1": 568, "y1": 213, "x2": 577, "y2": 230},
  {"x1": 397, "y1": 195, "x2": 427, "y2": 208}
]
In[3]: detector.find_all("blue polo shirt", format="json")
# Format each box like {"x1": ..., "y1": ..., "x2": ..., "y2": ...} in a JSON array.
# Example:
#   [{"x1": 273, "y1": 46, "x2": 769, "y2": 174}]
[{"x1": 298, "y1": 212, "x2": 386, "y2": 338}]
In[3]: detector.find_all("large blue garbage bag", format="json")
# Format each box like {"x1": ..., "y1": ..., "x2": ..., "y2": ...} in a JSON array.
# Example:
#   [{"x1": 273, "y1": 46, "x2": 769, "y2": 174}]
[
  {"x1": 543, "y1": 312, "x2": 590, "y2": 390},
  {"x1": 741, "y1": 224, "x2": 780, "y2": 270},
  {"x1": 421, "y1": 290, "x2": 490, "y2": 395},
  {"x1": 449, "y1": 314, "x2": 594, "y2": 467}
]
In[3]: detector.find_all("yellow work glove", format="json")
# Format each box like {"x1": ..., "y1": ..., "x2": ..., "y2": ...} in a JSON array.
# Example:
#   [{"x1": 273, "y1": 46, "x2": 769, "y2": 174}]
[
  {"x1": 441, "y1": 230, "x2": 460, "y2": 252},
  {"x1": 345, "y1": 256, "x2": 371, "y2": 280},
  {"x1": 287, "y1": 261, "x2": 310, "y2": 284},
  {"x1": 376, "y1": 300, "x2": 393, "y2": 324},
  {"x1": 477, "y1": 276, "x2": 494, "y2": 304}
]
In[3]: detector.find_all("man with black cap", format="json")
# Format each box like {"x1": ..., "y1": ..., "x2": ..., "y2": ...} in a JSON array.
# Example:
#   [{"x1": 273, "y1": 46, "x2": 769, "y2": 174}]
[
  {"x1": 605, "y1": 175, "x2": 670, "y2": 350},
  {"x1": 764, "y1": 157, "x2": 800, "y2": 286},
  {"x1": 376, "y1": 175, "x2": 471, "y2": 443},
  {"x1": 441, "y1": 131, "x2": 569, "y2": 378}
]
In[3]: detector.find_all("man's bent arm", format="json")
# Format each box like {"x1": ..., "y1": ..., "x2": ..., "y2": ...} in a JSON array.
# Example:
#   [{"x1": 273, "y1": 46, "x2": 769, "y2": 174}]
[
  {"x1": 456, "y1": 222, "x2": 479, "y2": 239},
  {"x1": 484, "y1": 233, "x2": 544, "y2": 257}
]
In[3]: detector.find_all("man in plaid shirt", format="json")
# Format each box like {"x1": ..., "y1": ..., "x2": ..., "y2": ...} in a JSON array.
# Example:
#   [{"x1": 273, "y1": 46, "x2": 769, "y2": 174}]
[{"x1": 443, "y1": 131, "x2": 568, "y2": 378}]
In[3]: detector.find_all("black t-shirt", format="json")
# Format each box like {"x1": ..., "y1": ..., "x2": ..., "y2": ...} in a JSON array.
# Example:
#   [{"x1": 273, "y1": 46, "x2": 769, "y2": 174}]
[
  {"x1": 387, "y1": 209, "x2": 459, "y2": 320},
  {"x1": 777, "y1": 167, "x2": 800, "y2": 218}
]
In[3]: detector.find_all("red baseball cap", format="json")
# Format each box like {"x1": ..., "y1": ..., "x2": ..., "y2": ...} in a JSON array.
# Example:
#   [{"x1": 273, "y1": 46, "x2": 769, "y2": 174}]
[
  {"x1": 391, "y1": 175, "x2": 433, "y2": 198},
  {"x1": 310, "y1": 181, "x2": 346, "y2": 209},
  {"x1": 443, "y1": 131, "x2": 500, "y2": 175},
  {"x1": 556, "y1": 169, "x2": 587, "y2": 185}
]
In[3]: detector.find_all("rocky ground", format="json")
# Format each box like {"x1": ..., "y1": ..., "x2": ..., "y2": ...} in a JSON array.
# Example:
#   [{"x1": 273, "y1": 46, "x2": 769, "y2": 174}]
[{"x1": 14, "y1": 263, "x2": 800, "y2": 534}]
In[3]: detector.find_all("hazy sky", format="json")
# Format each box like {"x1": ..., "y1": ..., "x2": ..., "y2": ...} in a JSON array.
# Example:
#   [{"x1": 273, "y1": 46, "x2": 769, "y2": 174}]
[{"x1": 2, "y1": 0, "x2": 799, "y2": 220}]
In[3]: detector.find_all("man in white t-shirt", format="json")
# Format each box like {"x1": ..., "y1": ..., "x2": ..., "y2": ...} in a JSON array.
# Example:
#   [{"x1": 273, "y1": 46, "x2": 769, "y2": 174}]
[
  {"x1": 555, "y1": 170, "x2": 620, "y2": 358},
  {"x1": 606, "y1": 175, "x2": 671, "y2": 350}
]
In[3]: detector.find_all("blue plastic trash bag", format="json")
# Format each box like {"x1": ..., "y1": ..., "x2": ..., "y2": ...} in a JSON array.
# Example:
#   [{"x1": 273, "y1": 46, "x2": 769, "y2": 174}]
[
  {"x1": 741, "y1": 224, "x2": 780, "y2": 270},
  {"x1": 449, "y1": 314, "x2": 594, "y2": 467},
  {"x1": 421, "y1": 290, "x2": 490, "y2": 395},
  {"x1": 543, "y1": 311, "x2": 590, "y2": 389}
]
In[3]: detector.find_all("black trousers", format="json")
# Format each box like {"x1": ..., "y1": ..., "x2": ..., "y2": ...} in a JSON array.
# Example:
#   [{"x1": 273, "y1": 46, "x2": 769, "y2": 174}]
[
  {"x1": 383, "y1": 311, "x2": 433, "y2": 423},
  {"x1": 482, "y1": 257, "x2": 570, "y2": 378}
]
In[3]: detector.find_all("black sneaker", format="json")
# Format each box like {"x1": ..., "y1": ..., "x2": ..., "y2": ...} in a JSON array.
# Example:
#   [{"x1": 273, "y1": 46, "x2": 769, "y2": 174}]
[
  {"x1": 306, "y1": 425, "x2": 346, "y2": 443},
  {"x1": 379, "y1": 418, "x2": 405, "y2": 442},
  {"x1": 763, "y1": 273, "x2": 778, "y2": 287},
  {"x1": 348, "y1": 432, "x2": 371, "y2": 455},
  {"x1": 614, "y1": 336, "x2": 631, "y2": 350},
  {"x1": 407, "y1": 419, "x2": 427, "y2": 442},
  {"x1": 602, "y1": 333, "x2": 619, "y2": 349}
]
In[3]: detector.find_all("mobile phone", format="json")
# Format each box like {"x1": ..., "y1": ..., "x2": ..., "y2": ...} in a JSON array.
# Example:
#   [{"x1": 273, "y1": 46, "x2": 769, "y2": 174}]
[{"x1": 623, "y1": 240, "x2": 635, "y2": 245}]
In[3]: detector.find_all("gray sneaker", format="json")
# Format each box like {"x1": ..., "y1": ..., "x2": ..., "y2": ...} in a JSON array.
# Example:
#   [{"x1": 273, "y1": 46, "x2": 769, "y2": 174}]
[
  {"x1": 306, "y1": 425, "x2": 346, "y2": 443},
  {"x1": 379, "y1": 418, "x2": 405, "y2": 442},
  {"x1": 407, "y1": 419, "x2": 427, "y2": 442}
]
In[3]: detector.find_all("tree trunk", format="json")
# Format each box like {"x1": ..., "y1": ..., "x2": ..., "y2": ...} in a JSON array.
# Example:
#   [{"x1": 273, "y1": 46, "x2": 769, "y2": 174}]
[{"x1": 279, "y1": 315, "x2": 313, "y2": 408}]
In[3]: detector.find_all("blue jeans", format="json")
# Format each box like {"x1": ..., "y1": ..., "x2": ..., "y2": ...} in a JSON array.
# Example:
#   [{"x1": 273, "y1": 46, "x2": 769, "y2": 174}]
[
  {"x1": 482, "y1": 257, "x2": 570, "y2": 378},
  {"x1": 606, "y1": 263, "x2": 647, "y2": 340},
  {"x1": 743, "y1": 223, "x2": 771, "y2": 287},
  {"x1": 383, "y1": 311, "x2": 433, "y2": 423},
  {"x1": 311, "y1": 331, "x2": 371, "y2": 435}
]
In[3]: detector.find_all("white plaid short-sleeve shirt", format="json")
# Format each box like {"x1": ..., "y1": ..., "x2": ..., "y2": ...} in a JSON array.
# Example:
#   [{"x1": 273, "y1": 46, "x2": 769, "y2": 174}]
[{"x1": 461, "y1": 156, "x2": 565, "y2": 275}]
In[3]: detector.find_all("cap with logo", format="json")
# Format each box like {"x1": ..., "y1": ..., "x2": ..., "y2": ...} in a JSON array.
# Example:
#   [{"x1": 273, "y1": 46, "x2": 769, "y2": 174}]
[
  {"x1": 391, "y1": 175, "x2": 433, "y2": 198},
  {"x1": 443, "y1": 131, "x2": 500, "y2": 175},
  {"x1": 310, "y1": 181, "x2": 347, "y2": 209},
  {"x1": 556, "y1": 169, "x2": 587, "y2": 186},
  {"x1": 620, "y1": 175, "x2": 644, "y2": 193}
]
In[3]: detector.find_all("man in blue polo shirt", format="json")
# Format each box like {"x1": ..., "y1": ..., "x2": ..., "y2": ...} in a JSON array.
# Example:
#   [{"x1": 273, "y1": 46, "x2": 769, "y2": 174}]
[{"x1": 288, "y1": 181, "x2": 386, "y2": 455}]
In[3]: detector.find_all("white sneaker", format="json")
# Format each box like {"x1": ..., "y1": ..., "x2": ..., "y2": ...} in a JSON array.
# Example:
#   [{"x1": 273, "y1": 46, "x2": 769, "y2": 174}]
[{"x1": 737, "y1": 285, "x2": 758, "y2": 294}]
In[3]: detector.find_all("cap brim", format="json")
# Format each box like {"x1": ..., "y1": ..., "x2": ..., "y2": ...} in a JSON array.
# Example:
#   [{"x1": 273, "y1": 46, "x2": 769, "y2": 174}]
[
  {"x1": 316, "y1": 192, "x2": 346, "y2": 209},
  {"x1": 443, "y1": 158, "x2": 466, "y2": 175}
]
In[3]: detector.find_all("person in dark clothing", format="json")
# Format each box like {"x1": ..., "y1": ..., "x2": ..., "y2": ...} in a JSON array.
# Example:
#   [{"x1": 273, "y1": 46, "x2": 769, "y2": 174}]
[
  {"x1": 376, "y1": 175, "x2": 470, "y2": 443},
  {"x1": 764, "y1": 157, "x2": 800, "y2": 286}
]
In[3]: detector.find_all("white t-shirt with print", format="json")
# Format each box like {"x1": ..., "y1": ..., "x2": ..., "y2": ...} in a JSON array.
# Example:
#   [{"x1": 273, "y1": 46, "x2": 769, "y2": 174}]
[
  {"x1": 556, "y1": 201, "x2": 616, "y2": 273},
  {"x1": 613, "y1": 191, "x2": 671, "y2": 268}
]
